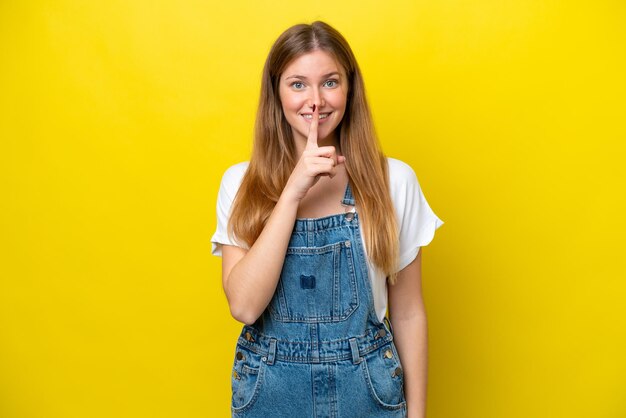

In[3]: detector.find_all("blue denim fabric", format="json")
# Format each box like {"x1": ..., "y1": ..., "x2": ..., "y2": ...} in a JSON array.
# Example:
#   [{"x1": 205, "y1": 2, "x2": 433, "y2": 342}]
[{"x1": 230, "y1": 183, "x2": 407, "y2": 417}]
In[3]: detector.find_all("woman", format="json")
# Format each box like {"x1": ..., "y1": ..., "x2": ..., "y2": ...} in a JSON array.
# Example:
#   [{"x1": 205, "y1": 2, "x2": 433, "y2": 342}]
[{"x1": 211, "y1": 21, "x2": 443, "y2": 418}]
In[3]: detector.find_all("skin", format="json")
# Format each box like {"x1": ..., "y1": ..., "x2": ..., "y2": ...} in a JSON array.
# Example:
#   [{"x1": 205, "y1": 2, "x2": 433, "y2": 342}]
[
  {"x1": 221, "y1": 49, "x2": 427, "y2": 418},
  {"x1": 389, "y1": 251, "x2": 428, "y2": 418}
]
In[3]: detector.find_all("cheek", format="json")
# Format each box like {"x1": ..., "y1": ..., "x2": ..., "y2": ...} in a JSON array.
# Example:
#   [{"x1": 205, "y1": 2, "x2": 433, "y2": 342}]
[
  {"x1": 329, "y1": 90, "x2": 348, "y2": 111},
  {"x1": 282, "y1": 99, "x2": 298, "y2": 114},
  {"x1": 278, "y1": 98, "x2": 303, "y2": 130},
  {"x1": 278, "y1": 89, "x2": 293, "y2": 112},
  {"x1": 279, "y1": 91, "x2": 300, "y2": 111}
]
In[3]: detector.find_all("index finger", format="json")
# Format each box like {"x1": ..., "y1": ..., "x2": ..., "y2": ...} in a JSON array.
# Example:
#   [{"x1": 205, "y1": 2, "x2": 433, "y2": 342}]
[{"x1": 305, "y1": 104, "x2": 319, "y2": 150}]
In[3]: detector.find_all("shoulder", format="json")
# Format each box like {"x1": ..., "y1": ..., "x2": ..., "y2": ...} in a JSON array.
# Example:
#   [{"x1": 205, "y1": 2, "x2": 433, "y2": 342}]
[
  {"x1": 217, "y1": 161, "x2": 249, "y2": 203},
  {"x1": 386, "y1": 157, "x2": 419, "y2": 190},
  {"x1": 219, "y1": 161, "x2": 249, "y2": 189}
]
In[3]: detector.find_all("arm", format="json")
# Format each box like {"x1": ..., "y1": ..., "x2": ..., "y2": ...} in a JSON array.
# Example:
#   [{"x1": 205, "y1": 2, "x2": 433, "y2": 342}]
[
  {"x1": 221, "y1": 105, "x2": 345, "y2": 325},
  {"x1": 388, "y1": 248, "x2": 428, "y2": 418},
  {"x1": 221, "y1": 190, "x2": 300, "y2": 325}
]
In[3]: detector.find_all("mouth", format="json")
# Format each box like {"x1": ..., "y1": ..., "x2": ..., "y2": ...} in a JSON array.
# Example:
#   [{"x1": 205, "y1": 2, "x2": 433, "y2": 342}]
[{"x1": 301, "y1": 112, "x2": 331, "y2": 122}]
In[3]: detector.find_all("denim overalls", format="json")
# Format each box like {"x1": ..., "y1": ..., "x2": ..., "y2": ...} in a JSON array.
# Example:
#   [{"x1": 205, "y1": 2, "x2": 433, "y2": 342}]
[{"x1": 230, "y1": 182, "x2": 407, "y2": 417}]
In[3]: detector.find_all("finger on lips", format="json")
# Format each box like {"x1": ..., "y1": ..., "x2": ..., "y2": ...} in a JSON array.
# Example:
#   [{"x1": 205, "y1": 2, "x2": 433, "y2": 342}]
[
  {"x1": 306, "y1": 104, "x2": 319, "y2": 149},
  {"x1": 304, "y1": 103, "x2": 345, "y2": 168}
]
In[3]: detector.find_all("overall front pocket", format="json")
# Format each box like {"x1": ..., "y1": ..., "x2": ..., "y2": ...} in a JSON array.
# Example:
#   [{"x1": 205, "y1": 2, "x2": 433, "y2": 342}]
[
  {"x1": 360, "y1": 342, "x2": 406, "y2": 410},
  {"x1": 268, "y1": 240, "x2": 359, "y2": 323},
  {"x1": 231, "y1": 343, "x2": 265, "y2": 413}
]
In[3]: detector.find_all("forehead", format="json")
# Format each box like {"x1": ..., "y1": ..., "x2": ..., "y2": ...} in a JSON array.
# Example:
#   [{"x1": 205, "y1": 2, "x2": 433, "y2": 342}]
[{"x1": 281, "y1": 49, "x2": 345, "y2": 78}]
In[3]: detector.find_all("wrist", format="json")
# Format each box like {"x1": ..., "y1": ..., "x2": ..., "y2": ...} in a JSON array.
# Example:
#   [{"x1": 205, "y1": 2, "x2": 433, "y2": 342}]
[{"x1": 280, "y1": 184, "x2": 304, "y2": 205}]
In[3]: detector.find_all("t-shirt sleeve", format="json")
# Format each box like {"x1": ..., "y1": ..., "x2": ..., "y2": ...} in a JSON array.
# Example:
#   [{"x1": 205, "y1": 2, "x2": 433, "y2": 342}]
[
  {"x1": 210, "y1": 162, "x2": 249, "y2": 257},
  {"x1": 391, "y1": 159, "x2": 444, "y2": 272}
]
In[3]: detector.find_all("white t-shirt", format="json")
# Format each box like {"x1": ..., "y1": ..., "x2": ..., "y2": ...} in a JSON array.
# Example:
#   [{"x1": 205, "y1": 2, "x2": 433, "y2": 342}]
[{"x1": 211, "y1": 157, "x2": 444, "y2": 322}]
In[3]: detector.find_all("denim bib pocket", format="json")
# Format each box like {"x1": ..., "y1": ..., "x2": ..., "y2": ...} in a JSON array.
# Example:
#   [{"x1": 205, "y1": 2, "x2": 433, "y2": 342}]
[
  {"x1": 360, "y1": 342, "x2": 407, "y2": 411},
  {"x1": 268, "y1": 240, "x2": 359, "y2": 323},
  {"x1": 231, "y1": 343, "x2": 266, "y2": 413}
]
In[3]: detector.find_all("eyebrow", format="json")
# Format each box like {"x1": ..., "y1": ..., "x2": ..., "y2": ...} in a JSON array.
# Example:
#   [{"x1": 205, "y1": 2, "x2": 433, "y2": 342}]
[{"x1": 285, "y1": 72, "x2": 341, "y2": 80}]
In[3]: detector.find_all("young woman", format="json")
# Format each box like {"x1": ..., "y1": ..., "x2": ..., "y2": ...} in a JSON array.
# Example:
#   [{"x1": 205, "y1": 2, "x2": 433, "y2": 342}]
[{"x1": 211, "y1": 21, "x2": 443, "y2": 418}]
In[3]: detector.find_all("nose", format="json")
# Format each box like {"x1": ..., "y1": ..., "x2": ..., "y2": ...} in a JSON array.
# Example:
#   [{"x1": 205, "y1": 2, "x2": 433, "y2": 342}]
[{"x1": 307, "y1": 87, "x2": 326, "y2": 109}]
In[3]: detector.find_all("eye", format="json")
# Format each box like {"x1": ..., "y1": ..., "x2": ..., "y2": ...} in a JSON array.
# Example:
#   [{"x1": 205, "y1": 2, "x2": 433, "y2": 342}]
[
  {"x1": 291, "y1": 81, "x2": 305, "y2": 90},
  {"x1": 323, "y1": 79, "x2": 338, "y2": 88}
]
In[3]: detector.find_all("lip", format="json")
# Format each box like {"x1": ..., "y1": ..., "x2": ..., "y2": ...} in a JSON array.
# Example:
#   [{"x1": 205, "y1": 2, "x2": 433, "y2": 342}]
[{"x1": 300, "y1": 112, "x2": 332, "y2": 124}]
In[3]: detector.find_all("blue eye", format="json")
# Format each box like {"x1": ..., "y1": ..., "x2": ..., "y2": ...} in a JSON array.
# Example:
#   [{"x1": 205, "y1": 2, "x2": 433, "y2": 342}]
[
  {"x1": 324, "y1": 79, "x2": 338, "y2": 88},
  {"x1": 291, "y1": 81, "x2": 305, "y2": 89}
]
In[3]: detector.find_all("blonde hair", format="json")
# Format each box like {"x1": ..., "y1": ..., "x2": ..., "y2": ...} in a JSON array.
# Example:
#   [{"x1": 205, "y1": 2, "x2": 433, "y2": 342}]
[{"x1": 228, "y1": 21, "x2": 400, "y2": 283}]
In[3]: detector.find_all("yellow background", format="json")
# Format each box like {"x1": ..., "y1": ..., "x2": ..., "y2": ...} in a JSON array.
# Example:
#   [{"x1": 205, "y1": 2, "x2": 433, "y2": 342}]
[{"x1": 1, "y1": 1, "x2": 625, "y2": 417}]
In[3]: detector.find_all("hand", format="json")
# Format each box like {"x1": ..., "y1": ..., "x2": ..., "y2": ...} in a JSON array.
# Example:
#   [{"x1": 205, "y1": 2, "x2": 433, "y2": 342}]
[{"x1": 283, "y1": 104, "x2": 346, "y2": 202}]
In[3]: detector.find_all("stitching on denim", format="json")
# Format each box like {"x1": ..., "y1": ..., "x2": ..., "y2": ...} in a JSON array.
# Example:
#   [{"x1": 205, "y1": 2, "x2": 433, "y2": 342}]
[
  {"x1": 231, "y1": 357, "x2": 266, "y2": 413},
  {"x1": 360, "y1": 356, "x2": 407, "y2": 411},
  {"x1": 269, "y1": 240, "x2": 360, "y2": 323}
]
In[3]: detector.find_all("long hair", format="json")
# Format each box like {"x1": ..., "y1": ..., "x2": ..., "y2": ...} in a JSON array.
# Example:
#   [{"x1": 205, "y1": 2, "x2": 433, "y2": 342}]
[{"x1": 228, "y1": 21, "x2": 400, "y2": 283}]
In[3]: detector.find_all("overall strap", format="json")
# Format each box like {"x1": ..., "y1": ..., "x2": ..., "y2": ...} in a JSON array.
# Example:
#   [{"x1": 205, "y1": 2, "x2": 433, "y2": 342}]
[{"x1": 341, "y1": 181, "x2": 356, "y2": 207}]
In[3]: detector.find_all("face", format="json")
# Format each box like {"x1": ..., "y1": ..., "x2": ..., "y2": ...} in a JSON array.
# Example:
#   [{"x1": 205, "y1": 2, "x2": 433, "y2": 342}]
[{"x1": 278, "y1": 49, "x2": 348, "y2": 144}]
